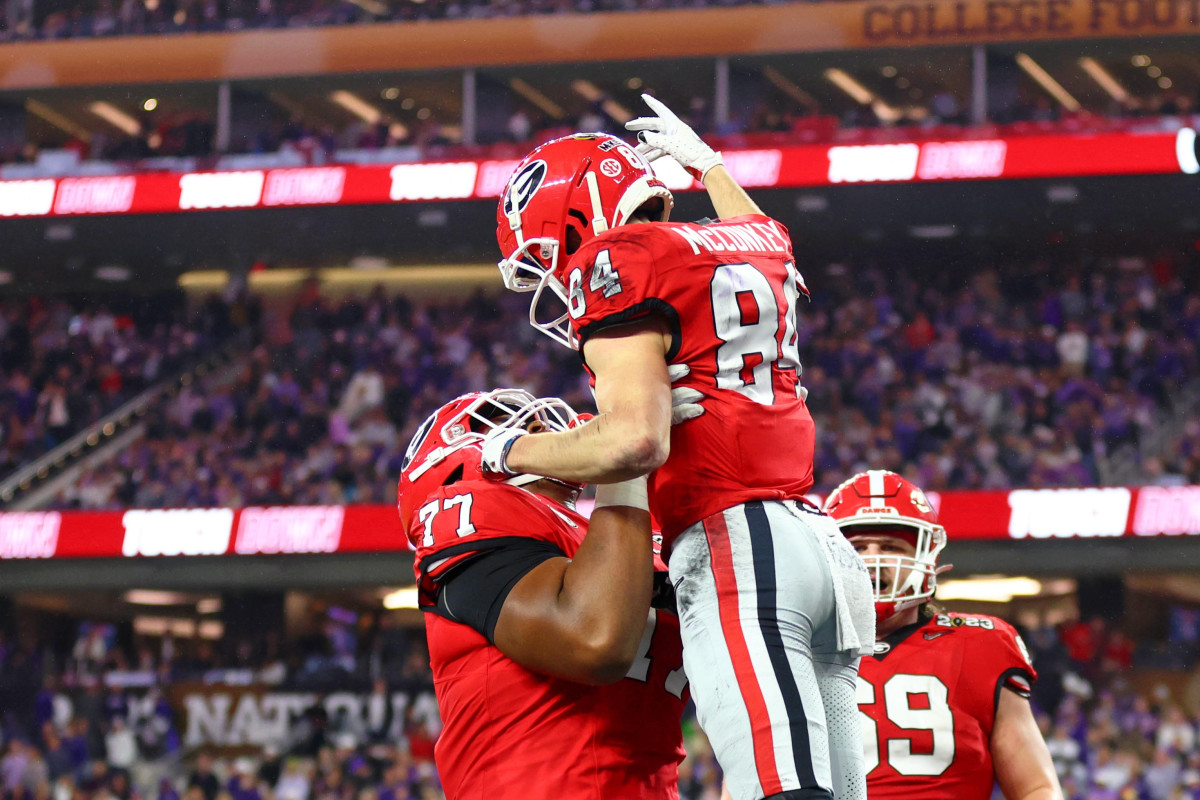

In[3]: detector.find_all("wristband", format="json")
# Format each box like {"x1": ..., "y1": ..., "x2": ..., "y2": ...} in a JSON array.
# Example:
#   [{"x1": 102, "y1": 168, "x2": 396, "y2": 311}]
[
  {"x1": 593, "y1": 477, "x2": 650, "y2": 512},
  {"x1": 481, "y1": 428, "x2": 526, "y2": 477}
]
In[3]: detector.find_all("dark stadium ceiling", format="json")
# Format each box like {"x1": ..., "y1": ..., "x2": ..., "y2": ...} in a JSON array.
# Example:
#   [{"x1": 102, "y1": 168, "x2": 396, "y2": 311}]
[
  {"x1": 0, "y1": 174, "x2": 1196, "y2": 293},
  {"x1": 8, "y1": 44, "x2": 1197, "y2": 149},
  {"x1": 992, "y1": 39, "x2": 1200, "y2": 114}
]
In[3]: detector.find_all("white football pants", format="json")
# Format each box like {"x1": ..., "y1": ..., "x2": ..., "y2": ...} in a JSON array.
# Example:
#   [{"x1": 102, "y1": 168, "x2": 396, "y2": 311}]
[{"x1": 669, "y1": 500, "x2": 869, "y2": 800}]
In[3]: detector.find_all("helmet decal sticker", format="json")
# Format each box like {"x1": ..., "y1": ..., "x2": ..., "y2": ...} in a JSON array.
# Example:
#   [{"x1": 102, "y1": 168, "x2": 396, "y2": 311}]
[
  {"x1": 401, "y1": 410, "x2": 439, "y2": 472},
  {"x1": 503, "y1": 160, "x2": 548, "y2": 216}
]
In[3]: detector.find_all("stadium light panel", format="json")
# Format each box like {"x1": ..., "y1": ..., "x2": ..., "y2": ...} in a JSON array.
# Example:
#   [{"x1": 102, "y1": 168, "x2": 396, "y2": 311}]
[
  {"x1": 824, "y1": 68, "x2": 873, "y2": 104},
  {"x1": 1079, "y1": 58, "x2": 1129, "y2": 103},
  {"x1": 25, "y1": 99, "x2": 91, "y2": 140},
  {"x1": 762, "y1": 66, "x2": 819, "y2": 112},
  {"x1": 823, "y1": 69, "x2": 902, "y2": 122},
  {"x1": 383, "y1": 587, "x2": 419, "y2": 610},
  {"x1": 936, "y1": 576, "x2": 1042, "y2": 603},
  {"x1": 1016, "y1": 54, "x2": 1081, "y2": 112},
  {"x1": 89, "y1": 101, "x2": 142, "y2": 135},
  {"x1": 124, "y1": 589, "x2": 193, "y2": 605},
  {"x1": 196, "y1": 598, "x2": 222, "y2": 614},
  {"x1": 570, "y1": 79, "x2": 632, "y2": 124},
  {"x1": 509, "y1": 78, "x2": 565, "y2": 119},
  {"x1": 330, "y1": 90, "x2": 382, "y2": 124}
]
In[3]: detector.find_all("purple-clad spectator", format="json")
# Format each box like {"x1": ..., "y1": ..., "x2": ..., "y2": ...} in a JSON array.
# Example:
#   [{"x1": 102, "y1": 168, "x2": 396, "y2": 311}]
[{"x1": 228, "y1": 760, "x2": 262, "y2": 800}]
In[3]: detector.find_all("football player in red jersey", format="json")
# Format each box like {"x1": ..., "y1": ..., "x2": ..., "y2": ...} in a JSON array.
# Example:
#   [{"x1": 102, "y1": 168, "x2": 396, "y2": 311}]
[
  {"x1": 488, "y1": 96, "x2": 875, "y2": 800},
  {"x1": 398, "y1": 388, "x2": 687, "y2": 800},
  {"x1": 824, "y1": 470, "x2": 1063, "y2": 800}
]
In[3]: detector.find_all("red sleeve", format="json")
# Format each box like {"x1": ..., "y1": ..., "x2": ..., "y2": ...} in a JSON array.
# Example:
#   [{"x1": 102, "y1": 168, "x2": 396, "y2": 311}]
[
  {"x1": 566, "y1": 228, "x2": 683, "y2": 357},
  {"x1": 990, "y1": 618, "x2": 1038, "y2": 701},
  {"x1": 957, "y1": 616, "x2": 1038, "y2": 735}
]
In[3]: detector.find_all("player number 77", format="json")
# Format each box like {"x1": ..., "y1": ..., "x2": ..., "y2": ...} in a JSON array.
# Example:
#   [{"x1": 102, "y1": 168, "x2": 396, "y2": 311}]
[
  {"x1": 625, "y1": 608, "x2": 687, "y2": 698},
  {"x1": 417, "y1": 493, "x2": 477, "y2": 547}
]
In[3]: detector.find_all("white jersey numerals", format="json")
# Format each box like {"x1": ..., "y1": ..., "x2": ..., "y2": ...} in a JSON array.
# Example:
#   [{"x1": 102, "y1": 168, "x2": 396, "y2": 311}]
[
  {"x1": 857, "y1": 673, "x2": 956, "y2": 777},
  {"x1": 709, "y1": 261, "x2": 804, "y2": 405},
  {"x1": 568, "y1": 249, "x2": 622, "y2": 320},
  {"x1": 417, "y1": 492, "x2": 477, "y2": 546},
  {"x1": 589, "y1": 249, "x2": 623, "y2": 298},
  {"x1": 625, "y1": 608, "x2": 687, "y2": 699}
]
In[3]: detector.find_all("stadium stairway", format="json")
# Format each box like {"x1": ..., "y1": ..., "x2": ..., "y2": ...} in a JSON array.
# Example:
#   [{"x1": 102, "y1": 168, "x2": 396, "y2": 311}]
[
  {"x1": 1099, "y1": 378, "x2": 1200, "y2": 487},
  {"x1": 0, "y1": 336, "x2": 253, "y2": 511}
]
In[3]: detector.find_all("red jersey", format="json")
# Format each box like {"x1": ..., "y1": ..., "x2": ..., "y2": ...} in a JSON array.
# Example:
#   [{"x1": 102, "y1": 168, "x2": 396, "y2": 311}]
[
  {"x1": 856, "y1": 613, "x2": 1038, "y2": 800},
  {"x1": 411, "y1": 481, "x2": 686, "y2": 800},
  {"x1": 567, "y1": 214, "x2": 815, "y2": 547}
]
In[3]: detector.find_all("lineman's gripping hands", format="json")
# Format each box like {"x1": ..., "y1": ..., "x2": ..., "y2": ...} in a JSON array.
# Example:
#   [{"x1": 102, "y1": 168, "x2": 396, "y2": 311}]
[
  {"x1": 626, "y1": 94, "x2": 723, "y2": 182},
  {"x1": 665, "y1": 364, "x2": 806, "y2": 428}
]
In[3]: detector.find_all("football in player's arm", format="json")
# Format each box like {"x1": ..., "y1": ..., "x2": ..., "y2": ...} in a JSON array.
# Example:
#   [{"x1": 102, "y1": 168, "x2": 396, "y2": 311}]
[
  {"x1": 825, "y1": 470, "x2": 1063, "y2": 800},
  {"x1": 398, "y1": 389, "x2": 686, "y2": 800}
]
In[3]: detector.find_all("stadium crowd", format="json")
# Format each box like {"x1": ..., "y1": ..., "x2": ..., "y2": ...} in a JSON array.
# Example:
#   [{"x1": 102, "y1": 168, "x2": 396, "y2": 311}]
[
  {"x1": 0, "y1": 295, "x2": 246, "y2": 481},
  {"x1": 37, "y1": 244, "x2": 1200, "y2": 510},
  {"x1": 0, "y1": 608, "x2": 1197, "y2": 800}
]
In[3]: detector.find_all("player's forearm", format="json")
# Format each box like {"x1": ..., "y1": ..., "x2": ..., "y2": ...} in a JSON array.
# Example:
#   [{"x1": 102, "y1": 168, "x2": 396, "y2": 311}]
[
  {"x1": 493, "y1": 502, "x2": 653, "y2": 684},
  {"x1": 557, "y1": 504, "x2": 654, "y2": 682},
  {"x1": 702, "y1": 165, "x2": 763, "y2": 219},
  {"x1": 992, "y1": 691, "x2": 1064, "y2": 800},
  {"x1": 1004, "y1": 786, "x2": 1062, "y2": 800},
  {"x1": 506, "y1": 411, "x2": 668, "y2": 483}
]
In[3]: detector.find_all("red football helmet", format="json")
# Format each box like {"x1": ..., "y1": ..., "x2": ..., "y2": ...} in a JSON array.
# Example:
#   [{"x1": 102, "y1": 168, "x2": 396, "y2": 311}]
[
  {"x1": 496, "y1": 132, "x2": 673, "y2": 348},
  {"x1": 397, "y1": 389, "x2": 581, "y2": 539},
  {"x1": 823, "y1": 470, "x2": 947, "y2": 625}
]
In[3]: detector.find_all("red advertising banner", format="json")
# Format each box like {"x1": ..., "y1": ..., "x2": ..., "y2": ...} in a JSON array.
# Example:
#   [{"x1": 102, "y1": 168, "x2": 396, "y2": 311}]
[
  {"x1": 0, "y1": 128, "x2": 1193, "y2": 219},
  {"x1": 0, "y1": 505, "x2": 406, "y2": 560},
  {"x1": 1, "y1": 485, "x2": 1198, "y2": 560}
]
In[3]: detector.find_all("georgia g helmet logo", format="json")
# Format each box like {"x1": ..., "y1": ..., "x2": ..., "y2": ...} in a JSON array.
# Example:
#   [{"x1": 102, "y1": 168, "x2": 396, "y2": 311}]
[
  {"x1": 399, "y1": 410, "x2": 439, "y2": 474},
  {"x1": 502, "y1": 160, "x2": 547, "y2": 217}
]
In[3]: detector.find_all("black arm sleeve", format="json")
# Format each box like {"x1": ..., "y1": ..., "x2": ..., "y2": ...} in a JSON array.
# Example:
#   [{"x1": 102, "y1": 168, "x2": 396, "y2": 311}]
[{"x1": 434, "y1": 539, "x2": 567, "y2": 644}]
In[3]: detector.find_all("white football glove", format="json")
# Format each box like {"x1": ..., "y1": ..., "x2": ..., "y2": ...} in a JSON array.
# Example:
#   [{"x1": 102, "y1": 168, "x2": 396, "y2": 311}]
[
  {"x1": 480, "y1": 427, "x2": 526, "y2": 479},
  {"x1": 669, "y1": 364, "x2": 705, "y2": 425},
  {"x1": 626, "y1": 94, "x2": 723, "y2": 183}
]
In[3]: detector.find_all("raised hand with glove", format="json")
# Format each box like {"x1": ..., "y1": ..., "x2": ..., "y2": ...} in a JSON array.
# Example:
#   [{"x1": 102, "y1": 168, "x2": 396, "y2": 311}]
[
  {"x1": 626, "y1": 93, "x2": 763, "y2": 219},
  {"x1": 625, "y1": 93, "x2": 724, "y2": 183}
]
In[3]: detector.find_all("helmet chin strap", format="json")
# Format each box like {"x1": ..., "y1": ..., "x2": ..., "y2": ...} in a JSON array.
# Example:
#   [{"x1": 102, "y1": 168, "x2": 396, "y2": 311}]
[
  {"x1": 506, "y1": 474, "x2": 584, "y2": 509},
  {"x1": 582, "y1": 171, "x2": 609, "y2": 235}
]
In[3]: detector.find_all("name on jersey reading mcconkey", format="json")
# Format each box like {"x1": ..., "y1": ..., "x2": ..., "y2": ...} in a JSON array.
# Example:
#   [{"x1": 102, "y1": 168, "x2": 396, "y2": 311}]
[{"x1": 671, "y1": 220, "x2": 791, "y2": 255}]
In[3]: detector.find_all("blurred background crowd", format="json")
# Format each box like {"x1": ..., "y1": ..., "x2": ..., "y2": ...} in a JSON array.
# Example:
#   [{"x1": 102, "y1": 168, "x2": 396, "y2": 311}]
[
  {"x1": 0, "y1": 242, "x2": 1191, "y2": 508},
  {"x1": 0, "y1": 610, "x2": 1198, "y2": 800},
  {"x1": 1, "y1": 0, "x2": 1198, "y2": 796}
]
